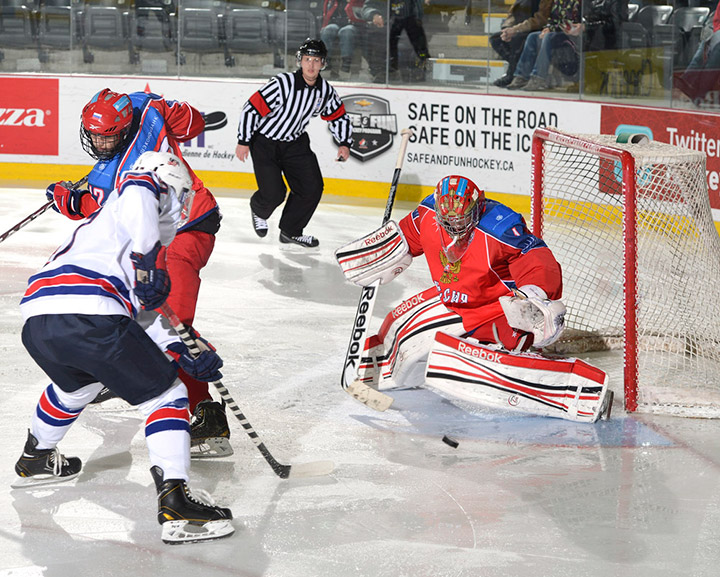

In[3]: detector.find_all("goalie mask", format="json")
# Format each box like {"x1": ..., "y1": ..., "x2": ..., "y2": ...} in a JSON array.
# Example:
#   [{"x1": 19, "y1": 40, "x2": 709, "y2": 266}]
[
  {"x1": 132, "y1": 151, "x2": 195, "y2": 229},
  {"x1": 80, "y1": 88, "x2": 134, "y2": 161},
  {"x1": 434, "y1": 175, "x2": 484, "y2": 264}
]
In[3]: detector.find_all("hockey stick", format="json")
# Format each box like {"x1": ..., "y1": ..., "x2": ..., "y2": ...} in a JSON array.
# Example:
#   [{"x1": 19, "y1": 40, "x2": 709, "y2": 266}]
[
  {"x1": 158, "y1": 302, "x2": 335, "y2": 479},
  {"x1": 341, "y1": 128, "x2": 413, "y2": 412},
  {"x1": 0, "y1": 175, "x2": 90, "y2": 244}
]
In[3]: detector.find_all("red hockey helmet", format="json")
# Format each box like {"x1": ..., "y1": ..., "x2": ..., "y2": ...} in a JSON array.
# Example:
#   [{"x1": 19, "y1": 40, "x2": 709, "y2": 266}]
[
  {"x1": 434, "y1": 175, "x2": 485, "y2": 238},
  {"x1": 80, "y1": 88, "x2": 134, "y2": 160}
]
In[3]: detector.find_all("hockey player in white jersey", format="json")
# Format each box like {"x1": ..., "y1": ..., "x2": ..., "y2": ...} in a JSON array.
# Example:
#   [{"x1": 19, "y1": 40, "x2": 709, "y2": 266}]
[{"x1": 12, "y1": 151, "x2": 234, "y2": 544}]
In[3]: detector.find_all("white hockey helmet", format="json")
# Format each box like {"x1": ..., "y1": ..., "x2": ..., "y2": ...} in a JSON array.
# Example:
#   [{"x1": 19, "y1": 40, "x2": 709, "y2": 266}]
[{"x1": 132, "y1": 151, "x2": 195, "y2": 227}]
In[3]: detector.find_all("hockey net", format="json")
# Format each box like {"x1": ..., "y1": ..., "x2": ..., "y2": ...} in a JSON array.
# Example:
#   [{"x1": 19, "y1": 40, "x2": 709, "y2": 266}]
[{"x1": 532, "y1": 128, "x2": 720, "y2": 417}]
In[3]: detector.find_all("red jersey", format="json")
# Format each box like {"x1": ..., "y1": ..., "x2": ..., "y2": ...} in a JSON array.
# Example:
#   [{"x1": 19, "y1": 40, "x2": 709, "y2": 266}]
[
  {"x1": 83, "y1": 92, "x2": 218, "y2": 233},
  {"x1": 398, "y1": 194, "x2": 563, "y2": 332}
]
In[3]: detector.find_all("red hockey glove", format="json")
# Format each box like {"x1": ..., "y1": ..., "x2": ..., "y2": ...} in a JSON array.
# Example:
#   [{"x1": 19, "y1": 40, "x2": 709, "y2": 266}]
[
  {"x1": 46, "y1": 181, "x2": 88, "y2": 220},
  {"x1": 130, "y1": 241, "x2": 171, "y2": 310}
]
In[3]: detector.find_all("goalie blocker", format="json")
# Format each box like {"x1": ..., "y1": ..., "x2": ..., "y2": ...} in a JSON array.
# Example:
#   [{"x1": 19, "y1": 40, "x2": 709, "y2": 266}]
[
  {"x1": 335, "y1": 221, "x2": 413, "y2": 287},
  {"x1": 425, "y1": 332, "x2": 612, "y2": 423}
]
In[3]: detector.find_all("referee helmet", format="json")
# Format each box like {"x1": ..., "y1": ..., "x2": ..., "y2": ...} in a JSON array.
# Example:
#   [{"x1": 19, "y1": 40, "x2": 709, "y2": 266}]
[{"x1": 296, "y1": 38, "x2": 328, "y2": 68}]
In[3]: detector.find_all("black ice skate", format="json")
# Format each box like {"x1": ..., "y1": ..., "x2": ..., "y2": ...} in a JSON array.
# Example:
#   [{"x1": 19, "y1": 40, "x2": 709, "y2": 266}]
[
  {"x1": 190, "y1": 399, "x2": 233, "y2": 459},
  {"x1": 251, "y1": 209, "x2": 268, "y2": 237},
  {"x1": 12, "y1": 430, "x2": 82, "y2": 489},
  {"x1": 151, "y1": 466, "x2": 234, "y2": 544},
  {"x1": 279, "y1": 231, "x2": 319, "y2": 248}
]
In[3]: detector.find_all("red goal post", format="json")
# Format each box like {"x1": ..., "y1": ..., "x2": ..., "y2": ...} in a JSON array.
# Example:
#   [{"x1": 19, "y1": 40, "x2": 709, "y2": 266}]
[{"x1": 531, "y1": 127, "x2": 720, "y2": 417}]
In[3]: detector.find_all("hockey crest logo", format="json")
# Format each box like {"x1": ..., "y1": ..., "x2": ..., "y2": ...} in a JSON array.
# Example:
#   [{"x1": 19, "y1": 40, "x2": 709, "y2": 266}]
[
  {"x1": 439, "y1": 251, "x2": 461, "y2": 283},
  {"x1": 339, "y1": 94, "x2": 397, "y2": 161}
]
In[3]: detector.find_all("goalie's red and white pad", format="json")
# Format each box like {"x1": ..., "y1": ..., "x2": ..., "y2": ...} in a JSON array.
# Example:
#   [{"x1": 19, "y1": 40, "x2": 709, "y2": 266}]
[
  {"x1": 335, "y1": 221, "x2": 412, "y2": 287},
  {"x1": 425, "y1": 331, "x2": 610, "y2": 423},
  {"x1": 355, "y1": 288, "x2": 465, "y2": 390}
]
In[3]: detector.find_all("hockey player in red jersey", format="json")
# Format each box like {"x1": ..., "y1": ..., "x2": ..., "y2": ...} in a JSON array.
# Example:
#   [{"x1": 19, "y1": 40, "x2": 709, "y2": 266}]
[
  {"x1": 337, "y1": 175, "x2": 611, "y2": 422},
  {"x1": 45, "y1": 88, "x2": 231, "y2": 457}
]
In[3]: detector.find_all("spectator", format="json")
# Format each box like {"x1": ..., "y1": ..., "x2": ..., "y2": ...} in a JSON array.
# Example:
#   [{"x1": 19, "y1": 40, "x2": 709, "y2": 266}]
[
  {"x1": 321, "y1": 0, "x2": 365, "y2": 79},
  {"x1": 550, "y1": 0, "x2": 628, "y2": 88},
  {"x1": 675, "y1": 7, "x2": 720, "y2": 105},
  {"x1": 362, "y1": 0, "x2": 430, "y2": 82},
  {"x1": 505, "y1": 0, "x2": 580, "y2": 91},
  {"x1": 581, "y1": 0, "x2": 627, "y2": 52},
  {"x1": 490, "y1": 0, "x2": 551, "y2": 87}
]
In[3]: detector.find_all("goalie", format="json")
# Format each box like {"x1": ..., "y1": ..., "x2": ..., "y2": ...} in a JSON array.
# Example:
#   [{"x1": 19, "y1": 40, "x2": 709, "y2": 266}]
[{"x1": 336, "y1": 174, "x2": 612, "y2": 422}]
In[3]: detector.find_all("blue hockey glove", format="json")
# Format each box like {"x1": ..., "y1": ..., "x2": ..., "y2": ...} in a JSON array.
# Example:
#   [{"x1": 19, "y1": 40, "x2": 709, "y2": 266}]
[
  {"x1": 167, "y1": 335, "x2": 224, "y2": 383},
  {"x1": 46, "y1": 181, "x2": 88, "y2": 220},
  {"x1": 130, "y1": 241, "x2": 171, "y2": 310}
]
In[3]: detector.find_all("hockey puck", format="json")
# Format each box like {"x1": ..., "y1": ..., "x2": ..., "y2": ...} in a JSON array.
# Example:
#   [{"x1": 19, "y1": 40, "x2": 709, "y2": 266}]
[{"x1": 442, "y1": 435, "x2": 459, "y2": 448}]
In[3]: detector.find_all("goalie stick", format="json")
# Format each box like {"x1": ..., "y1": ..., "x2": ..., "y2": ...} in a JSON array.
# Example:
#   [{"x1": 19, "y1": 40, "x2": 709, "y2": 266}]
[
  {"x1": 159, "y1": 302, "x2": 335, "y2": 479},
  {"x1": 0, "y1": 175, "x2": 90, "y2": 244},
  {"x1": 341, "y1": 129, "x2": 413, "y2": 411}
]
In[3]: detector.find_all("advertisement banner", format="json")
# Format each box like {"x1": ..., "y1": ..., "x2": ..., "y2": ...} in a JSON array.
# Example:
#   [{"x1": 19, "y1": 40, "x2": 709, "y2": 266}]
[
  {"x1": 0, "y1": 75, "x2": 606, "y2": 197},
  {"x1": 601, "y1": 104, "x2": 720, "y2": 212},
  {"x1": 0, "y1": 77, "x2": 59, "y2": 156}
]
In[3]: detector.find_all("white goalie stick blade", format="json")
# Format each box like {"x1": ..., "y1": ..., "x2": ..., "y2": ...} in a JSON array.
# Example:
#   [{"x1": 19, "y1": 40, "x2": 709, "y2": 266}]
[
  {"x1": 161, "y1": 519, "x2": 235, "y2": 544},
  {"x1": 346, "y1": 379, "x2": 394, "y2": 412},
  {"x1": 10, "y1": 471, "x2": 80, "y2": 489},
  {"x1": 425, "y1": 332, "x2": 609, "y2": 423},
  {"x1": 341, "y1": 281, "x2": 394, "y2": 412},
  {"x1": 190, "y1": 437, "x2": 234, "y2": 459},
  {"x1": 287, "y1": 459, "x2": 337, "y2": 479}
]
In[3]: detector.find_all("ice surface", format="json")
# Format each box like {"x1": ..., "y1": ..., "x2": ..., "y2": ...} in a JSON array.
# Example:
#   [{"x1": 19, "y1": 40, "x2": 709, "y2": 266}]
[{"x1": 1, "y1": 188, "x2": 720, "y2": 577}]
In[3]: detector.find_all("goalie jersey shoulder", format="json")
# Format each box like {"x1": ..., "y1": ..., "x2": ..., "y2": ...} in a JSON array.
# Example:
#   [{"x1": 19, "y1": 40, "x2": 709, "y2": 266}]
[
  {"x1": 411, "y1": 194, "x2": 437, "y2": 223},
  {"x1": 478, "y1": 200, "x2": 548, "y2": 253}
]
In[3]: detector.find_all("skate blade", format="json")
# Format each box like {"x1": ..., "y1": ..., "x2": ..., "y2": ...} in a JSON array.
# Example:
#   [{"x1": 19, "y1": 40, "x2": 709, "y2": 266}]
[
  {"x1": 161, "y1": 519, "x2": 235, "y2": 544},
  {"x1": 287, "y1": 459, "x2": 336, "y2": 478},
  {"x1": 11, "y1": 472, "x2": 80, "y2": 489},
  {"x1": 190, "y1": 437, "x2": 234, "y2": 459}
]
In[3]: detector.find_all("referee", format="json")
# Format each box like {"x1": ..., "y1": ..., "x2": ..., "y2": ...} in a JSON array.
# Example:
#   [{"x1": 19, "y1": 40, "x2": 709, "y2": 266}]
[{"x1": 235, "y1": 38, "x2": 353, "y2": 248}]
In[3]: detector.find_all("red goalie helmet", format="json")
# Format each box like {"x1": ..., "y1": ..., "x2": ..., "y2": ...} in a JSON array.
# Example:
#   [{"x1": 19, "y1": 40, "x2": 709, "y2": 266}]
[
  {"x1": 80, "y1": 88, "x2": 134, "y2": 160},
  {"x1": 434, "y1": 175, "x2": 485, "y2": 238}
]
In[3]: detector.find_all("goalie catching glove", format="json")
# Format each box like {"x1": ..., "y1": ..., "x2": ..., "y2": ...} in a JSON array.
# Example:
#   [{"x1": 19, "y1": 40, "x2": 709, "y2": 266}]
[
  {"x1": 166, "y1": 329, "x2": 224, "y2": 383},
  {"x1": 130, "y1": 241, "x2": 171, "y2": 310},
  {"x1": 499, "y1": 285, "x2": 566, "y2": 348},
  {"x1": 335, "y1": 221, "x2": 413, "y2": 287}
]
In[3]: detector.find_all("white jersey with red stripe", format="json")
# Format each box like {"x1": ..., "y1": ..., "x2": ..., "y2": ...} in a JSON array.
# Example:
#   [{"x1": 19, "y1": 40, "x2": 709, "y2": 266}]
[{"x1": 20, "y1": 171, "x2": 180, "y2": 321}]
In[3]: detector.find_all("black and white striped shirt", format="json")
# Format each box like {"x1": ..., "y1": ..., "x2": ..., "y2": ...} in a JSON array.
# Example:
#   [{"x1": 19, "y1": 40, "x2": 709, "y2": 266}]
[{"x1": 237, "y1": 70, "x2": 353, "y2": 147}]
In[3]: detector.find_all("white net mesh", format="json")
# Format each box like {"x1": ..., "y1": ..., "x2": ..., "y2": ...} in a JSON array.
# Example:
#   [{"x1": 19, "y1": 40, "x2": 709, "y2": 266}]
[{"x1": 534, "y1": 130, "x2": 720, "y2": 418}]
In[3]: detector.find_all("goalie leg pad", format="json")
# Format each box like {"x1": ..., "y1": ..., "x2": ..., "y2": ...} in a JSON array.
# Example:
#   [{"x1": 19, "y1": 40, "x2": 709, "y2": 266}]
[
  {"x1": 424, "y1": 332, "x2": 609, "y2": 423},
  {"x1": 356, "y1": 288, "x2": 465, "y2": 390},
  {"x1": 335, "y1": 221, "x2": 413, "y2": 287}
]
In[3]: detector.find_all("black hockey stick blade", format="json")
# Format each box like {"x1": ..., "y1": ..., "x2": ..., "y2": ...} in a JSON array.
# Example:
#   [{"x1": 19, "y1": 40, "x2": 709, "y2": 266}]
[
  {"x1": 159, "y1": 303, "x2": 336, "y2": 479},
  {"x1": 202, "y1": 111, "x2": 228, "y2": 131}
]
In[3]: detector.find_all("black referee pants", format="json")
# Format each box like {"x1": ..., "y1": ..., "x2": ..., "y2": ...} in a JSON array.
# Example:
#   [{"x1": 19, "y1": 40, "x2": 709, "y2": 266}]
[{"x1": 249, "y1": 132, "x2": 324, "y2": 237}]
